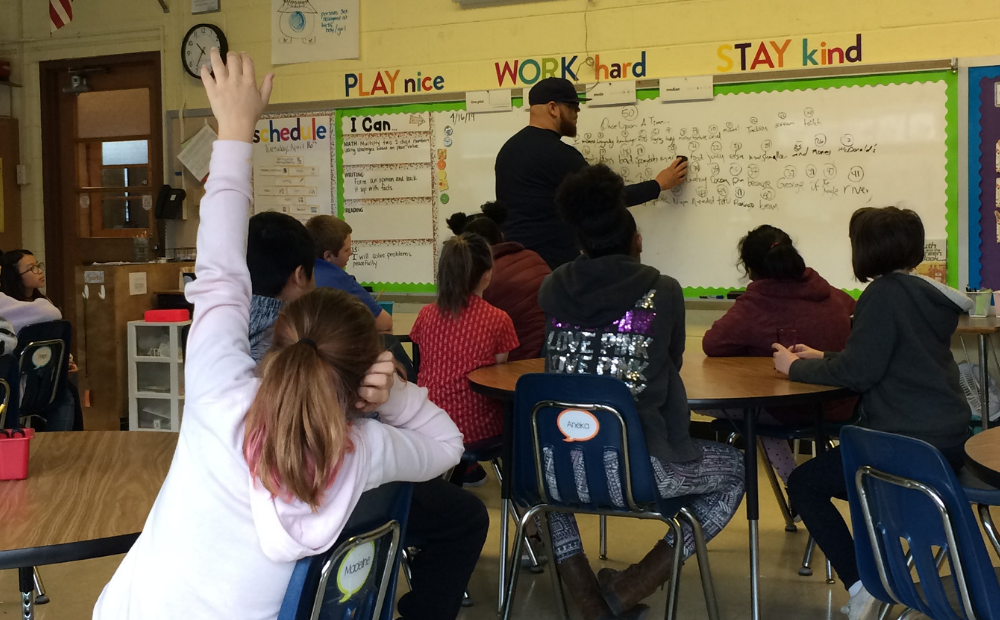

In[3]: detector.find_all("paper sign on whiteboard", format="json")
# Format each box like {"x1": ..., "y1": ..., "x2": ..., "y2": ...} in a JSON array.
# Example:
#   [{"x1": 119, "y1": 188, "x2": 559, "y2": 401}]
[
  {"x1": 466, "y1": 90, "x2": 512, "y2": 113},
  {"x1": 342, "y1": 133, "x2": 431, "y2": 165},
  {"x1": 659, "y1": 76, "x2": 714, "y2": 103},
  {"x1": 350, "y1": 241, "x2": 434, "y2": 285},
  {"x1": 344, "y1": 199, "x2": 434, "y2": 240},
  {"x1": 588, "y1": 81, "x2": 636, "y2": 107},
  {"x1": 342, "y1": 166, "x2": 431, "y2": 200}
]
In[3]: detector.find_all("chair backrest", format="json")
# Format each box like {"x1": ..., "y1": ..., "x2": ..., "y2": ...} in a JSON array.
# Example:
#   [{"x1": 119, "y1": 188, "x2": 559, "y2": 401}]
[
  {"x1": 278, "y1": 481, "x2": 413, "y2": 620},
  {"x1": 840, "y1": 426, "x2": 1000, "y2": 620},
  {"x1": 0, "y1": 355, "x2": 19, "y2": 430},
  {"x1": 14, "y1": 320, "x2": 71, "y2": 416},
  {"x1": 511, "y1": 373, "x2": 661, "y2": 513}
]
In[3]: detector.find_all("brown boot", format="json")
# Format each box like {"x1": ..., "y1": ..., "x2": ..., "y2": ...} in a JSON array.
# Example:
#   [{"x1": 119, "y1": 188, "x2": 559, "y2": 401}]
[
  {"x1": 596, "y1": 540, "x2": 676, "y2": 616},
  {"x1": 558, "y1": 554, "x2": 650, "y2": 620}
]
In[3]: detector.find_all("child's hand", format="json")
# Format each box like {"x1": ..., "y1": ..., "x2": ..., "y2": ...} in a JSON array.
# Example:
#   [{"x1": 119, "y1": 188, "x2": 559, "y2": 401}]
[
  {"x1": 772, "y1": 343, "x2": 799, "y2": 376},
  {"x1": 201, "y1": 49, "x2": 274, "y2": 143},
  {"x1": 790, "y1": 344, "x2": 824, "y2": 360},
  {"x1": 356, "y1": 351, "x2": 396, "y2": 413}
]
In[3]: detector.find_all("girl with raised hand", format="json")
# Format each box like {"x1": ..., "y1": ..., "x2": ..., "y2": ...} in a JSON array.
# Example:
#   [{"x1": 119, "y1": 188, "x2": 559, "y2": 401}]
[{"x1": 93, "y1": 50, "x2": 464, "y2": 620}]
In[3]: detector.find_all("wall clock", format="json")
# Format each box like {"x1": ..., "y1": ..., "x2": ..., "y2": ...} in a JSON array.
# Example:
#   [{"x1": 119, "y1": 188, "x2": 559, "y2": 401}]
[{"x1": 182, "y1": 23, "x2": 228, "y2": 78}]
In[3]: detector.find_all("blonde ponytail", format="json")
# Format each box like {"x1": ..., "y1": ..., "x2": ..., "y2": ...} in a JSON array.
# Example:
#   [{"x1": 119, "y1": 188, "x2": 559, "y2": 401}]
[{"x1": 244, "y1": 289, "x2": 382, "y2": 510}]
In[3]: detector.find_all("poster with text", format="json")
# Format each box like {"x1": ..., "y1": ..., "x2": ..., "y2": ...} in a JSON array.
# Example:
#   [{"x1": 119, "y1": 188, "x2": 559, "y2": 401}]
[
  {"x1": 272, "y1": 0, "x2": 359, "y2": 66},
  {"x1": 252, "y1": 115, "x2": 334, "y2": 221}
]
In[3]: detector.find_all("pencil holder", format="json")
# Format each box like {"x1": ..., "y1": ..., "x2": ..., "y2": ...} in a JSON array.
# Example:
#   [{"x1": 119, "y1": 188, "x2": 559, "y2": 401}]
[{"x1": 968, "y1": 291, "x2": 992, "y2": 318}]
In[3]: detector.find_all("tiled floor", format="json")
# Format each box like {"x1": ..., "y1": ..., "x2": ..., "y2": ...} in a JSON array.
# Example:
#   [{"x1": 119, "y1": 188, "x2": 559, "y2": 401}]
[{"x1": 1, "y1": 465, "x2": 994, "y2": 619}]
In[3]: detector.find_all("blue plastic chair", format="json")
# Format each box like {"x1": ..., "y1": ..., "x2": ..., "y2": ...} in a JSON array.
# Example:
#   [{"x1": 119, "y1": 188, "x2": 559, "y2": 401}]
[
  {"x1": 502, "y1": 373, "x2": 720, "y2": 620},
  {"x1": 840, "y1": 426, "x2": 1000, "y2": 620},
  {"x1": 14, "y1": 321, "x2": 71, "y2": 428},
  {"x1": 277, "y1": 481, "x2": 413, "y2": 620}
]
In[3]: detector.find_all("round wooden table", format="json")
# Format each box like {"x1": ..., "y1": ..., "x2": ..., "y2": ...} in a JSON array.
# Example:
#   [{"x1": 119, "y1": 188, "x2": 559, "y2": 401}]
[
  {"x1": 0, "y1": 431, "x2": 177, "y2": 619},
  {"x1": 469, "y1": 349, "x2": 852, "y2": 620},
  {"x1": 965, "y1": 426, "x2": 1000, "y2": 489}
]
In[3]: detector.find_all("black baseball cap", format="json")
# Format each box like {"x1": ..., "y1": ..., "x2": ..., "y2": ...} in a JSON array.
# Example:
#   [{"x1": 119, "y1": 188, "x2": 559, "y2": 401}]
[{"x1": 528, "y1": 77, "x2": 589, "y2": 106}]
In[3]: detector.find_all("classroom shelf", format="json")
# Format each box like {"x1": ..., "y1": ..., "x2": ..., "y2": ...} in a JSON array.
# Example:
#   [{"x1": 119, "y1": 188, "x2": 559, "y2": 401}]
[{"x1": 128, "y1": 320, "x2": 190, "y2": 432}]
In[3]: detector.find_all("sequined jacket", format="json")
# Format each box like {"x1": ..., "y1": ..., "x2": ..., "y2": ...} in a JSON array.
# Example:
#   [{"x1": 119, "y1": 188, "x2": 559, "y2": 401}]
[{"x1": 538, "y1": 254, "x2": 699, "y2": 463}]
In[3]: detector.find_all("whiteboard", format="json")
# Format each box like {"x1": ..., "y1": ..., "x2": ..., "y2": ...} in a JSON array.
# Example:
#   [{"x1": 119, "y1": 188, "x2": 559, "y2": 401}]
[
  {"x1": 338, "y1": 73, "x2": 955, "y2": 293},
  {"x1": 576, "y1": 80, "x2": 949, "y2": 290}
]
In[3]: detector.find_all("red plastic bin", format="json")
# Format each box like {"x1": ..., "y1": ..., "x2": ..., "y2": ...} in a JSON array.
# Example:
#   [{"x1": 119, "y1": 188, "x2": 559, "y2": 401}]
[
  {"x1": 0, "y1": 428, "x2": 35, "y2": 481},
  {"x1": 144, "y1": 309, "x2": 190, "y2": 322}
]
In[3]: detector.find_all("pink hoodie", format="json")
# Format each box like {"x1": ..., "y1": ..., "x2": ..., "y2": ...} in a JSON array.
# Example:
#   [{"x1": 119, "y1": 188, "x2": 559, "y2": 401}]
[{"x1": 93, "y1": 141, "x2": 464, "y2": 620}]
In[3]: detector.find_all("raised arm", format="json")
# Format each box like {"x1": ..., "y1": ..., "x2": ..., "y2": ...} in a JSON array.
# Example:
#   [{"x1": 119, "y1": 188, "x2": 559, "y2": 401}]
[{"x1": 184, "y1": 50, "x2": 274, "y2": 405}]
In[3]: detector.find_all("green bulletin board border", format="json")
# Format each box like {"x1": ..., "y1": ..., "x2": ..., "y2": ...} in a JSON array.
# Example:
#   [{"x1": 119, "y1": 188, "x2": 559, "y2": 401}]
[{"x1": 339, "y1": 73, "x2": 958, "y2": 297}]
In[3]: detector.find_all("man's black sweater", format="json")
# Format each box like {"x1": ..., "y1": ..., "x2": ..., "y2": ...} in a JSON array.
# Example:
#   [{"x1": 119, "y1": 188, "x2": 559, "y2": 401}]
[{"x1": 495, "y1": 126, "x2": 661, "y2": 269}]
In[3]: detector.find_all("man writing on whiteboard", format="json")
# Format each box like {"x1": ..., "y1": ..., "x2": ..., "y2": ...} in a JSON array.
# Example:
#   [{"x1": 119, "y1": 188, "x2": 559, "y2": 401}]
[{"x1": 495, "y1": 77, "x2": 689, "y2": 269}]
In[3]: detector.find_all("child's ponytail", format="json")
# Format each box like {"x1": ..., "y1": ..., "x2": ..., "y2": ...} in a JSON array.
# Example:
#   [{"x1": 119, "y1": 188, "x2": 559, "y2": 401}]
[
  {"x1": 436, "y1": 232, "x2": 493, "y2": 317},
  {"x1": 244, "y1": 288, "x2": 383, "y2": 510}
]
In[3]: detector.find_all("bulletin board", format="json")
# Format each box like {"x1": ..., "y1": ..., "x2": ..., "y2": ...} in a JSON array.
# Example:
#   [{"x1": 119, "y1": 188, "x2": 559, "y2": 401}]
[{"x1": 334, "y1": 70, "x2": 958, "y2": 295}]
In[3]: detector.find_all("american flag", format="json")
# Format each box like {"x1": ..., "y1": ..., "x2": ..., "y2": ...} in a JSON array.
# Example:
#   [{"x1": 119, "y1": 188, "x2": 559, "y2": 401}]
[{"x1": 50, "y1": 0, "x2": 74, "y2": 32}]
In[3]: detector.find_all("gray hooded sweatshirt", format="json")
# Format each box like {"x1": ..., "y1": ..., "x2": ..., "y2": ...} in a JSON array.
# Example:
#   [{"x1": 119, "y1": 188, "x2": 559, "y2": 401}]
[{"x1": 790, "y1": 272, "x2": 972, "y2": 451}]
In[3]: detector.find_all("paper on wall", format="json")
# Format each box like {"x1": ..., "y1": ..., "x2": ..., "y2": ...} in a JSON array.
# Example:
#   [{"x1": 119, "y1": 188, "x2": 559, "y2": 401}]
[
  {"x1": 272, "y1": 0, "x2": 359, "y2": 65},
  {"x1": 252, "y1": 115, "x2": 334, "y2": 221},
  {"x1": 177, "y1": 125, "x2": 217, "y2": 183}
]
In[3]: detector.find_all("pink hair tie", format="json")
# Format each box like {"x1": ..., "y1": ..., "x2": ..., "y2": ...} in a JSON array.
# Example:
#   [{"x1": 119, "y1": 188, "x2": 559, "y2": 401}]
[{"x1": 770, "y1": 242, "x2": 780, "y2": 249}]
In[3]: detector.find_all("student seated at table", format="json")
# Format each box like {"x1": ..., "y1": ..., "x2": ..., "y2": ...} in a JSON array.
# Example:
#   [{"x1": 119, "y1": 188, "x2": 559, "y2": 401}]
[
  {"x1": 773, "y1": 206, "x2": 973, "y2": 620},
  {"x1": 410, "y1": 232, "x2": 519, "y2": 445},
  {"x1": 0, "y1": 250, "x2": 63, "y2": 332},
  {"x1": 246, "y1": 210, "x2": 489, "y2": 620},
  {"x1": 446, "y1": 201, "x2": 550, "y2": 360},
  {"x1": 93, "y1": 51, "x2": 468, "y2": 620},
  {"x1": 305, "y1": 214, "x2": 392, "y2": 333},
  {"x1": 0, "y1": 248, "x2": 79, "y2": 430},
  {"x1": 702, "y1": 225, "x2": 856, "y2": 485},
  {"x1": 538, "y1": 164, "x2": 746, "y2": 620}
]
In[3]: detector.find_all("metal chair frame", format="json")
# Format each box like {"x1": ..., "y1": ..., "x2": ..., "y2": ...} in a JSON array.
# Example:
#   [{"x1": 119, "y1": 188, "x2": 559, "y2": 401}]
[
  {"x1": 306, "y1": 520, "x2": 402, "y2": 620},
  {"x1": 855, "y1": 465, "x2": 980, "y2": 620},
  {"x1": 17, "y1": 339, "x2": 65, "y2": 411}
]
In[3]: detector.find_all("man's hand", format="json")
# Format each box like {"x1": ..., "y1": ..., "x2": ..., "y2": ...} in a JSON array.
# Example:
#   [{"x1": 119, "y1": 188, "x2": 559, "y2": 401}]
[
  {"x1": 654, "y1": 157, "x2": 688, "y2": 191},
  {"x1": 355, "y1": 351, "x2": 396, "y2": 413},
  {"x1": 201, "y1": 49, "x2": 274, "y2": 143}
]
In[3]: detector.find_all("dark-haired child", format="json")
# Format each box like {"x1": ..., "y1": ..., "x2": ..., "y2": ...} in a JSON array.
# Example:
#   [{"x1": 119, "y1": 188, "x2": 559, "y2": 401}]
[
  {"x1": 703, "y1": 225, "x2": 856, "y2": 484},
  {"x1": 446, "y1": 202, "x2": 550, "y2": 360},
  {"x1": 411, "y1": 232, "x2": 519, "y2": 443},
  {"x1": 775, "y1": 206, "x2": 973, "y2": 620},
  {"x1": 537, "y1": 164, "x2": 745, "y2": 620}
]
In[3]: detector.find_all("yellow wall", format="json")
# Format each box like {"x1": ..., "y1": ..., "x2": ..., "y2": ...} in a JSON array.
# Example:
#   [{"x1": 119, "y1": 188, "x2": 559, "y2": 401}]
[{"x1": 1, "y1": 0, "x2": 999, "y2": 257}]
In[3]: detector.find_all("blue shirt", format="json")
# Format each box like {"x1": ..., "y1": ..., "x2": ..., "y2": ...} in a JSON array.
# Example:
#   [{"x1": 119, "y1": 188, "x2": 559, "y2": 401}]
[{"x1": 313, "y1": 259, "x2": 383, "y2": 316}]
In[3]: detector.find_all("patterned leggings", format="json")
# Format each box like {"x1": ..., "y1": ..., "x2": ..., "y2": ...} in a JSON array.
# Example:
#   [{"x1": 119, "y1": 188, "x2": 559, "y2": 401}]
[{"x1": 545, "y1": 439, "x2": 745, "y2": 562}]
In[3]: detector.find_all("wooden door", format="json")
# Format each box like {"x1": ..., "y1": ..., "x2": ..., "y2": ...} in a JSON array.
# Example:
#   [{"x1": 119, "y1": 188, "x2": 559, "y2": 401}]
[
  {"x1": 0, "y1": 118, "x2": 22, "y2": 252},
  {"x1": 40, "y1": 52, "x2": 163, "y2": 342}
]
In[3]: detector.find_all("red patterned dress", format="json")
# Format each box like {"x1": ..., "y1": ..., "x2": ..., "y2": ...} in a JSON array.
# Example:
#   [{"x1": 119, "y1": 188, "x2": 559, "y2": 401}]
[{"x1": 411, "y1": 295, "x2": 519, "y2": 443}]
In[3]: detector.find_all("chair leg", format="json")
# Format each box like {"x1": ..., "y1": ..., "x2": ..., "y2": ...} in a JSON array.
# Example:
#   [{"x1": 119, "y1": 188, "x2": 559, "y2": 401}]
[
  {"x1": 758, "y1": 439, "x2": 797, "y2": 532},
  {"x1": 679, "y1": 508, "x2": 721, "y2": 620},
  {"x1": 19, "y1": 567, "x2": 33, "y2": 620},
  {"x1": 599, "y1": 515, "x2": 608, "y2": 560},
  {"x1": 32, "y1": 568, "x2": 48, "y2": 605},
  {"x1": 500, "y1": 506, "x2": 548, "y2": 620},
  {"x1": 898, "y1": 609, "x2": 919, "y2": 620},
  {"x1": 663, "y1": 518, "x2": 685, "y2": 620},
  {"x1": 493, "y1": 459, "x2": 544, "y2": 574},
  {"x1": 877, "y1": 602, "x2": 894, "y2": 620},
  {"x1": 799, "y1": 536, "x2": 816, "y2": 576},
  {"x1": 497, "y1": 498, "x2": 510, "y2": 613},
  {"x1": 978, "y1": 503, "x2": 1000, "y2": 558},
  {"x1": 462, "y1": 591, "x2": 473, "y2": 608},
  {"x1": 825, "y1": 558, "x2": 835, "y2": 584}
]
